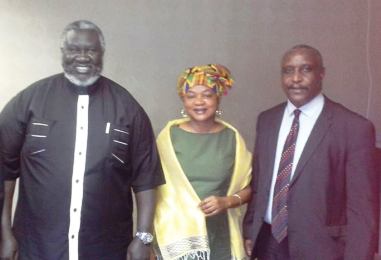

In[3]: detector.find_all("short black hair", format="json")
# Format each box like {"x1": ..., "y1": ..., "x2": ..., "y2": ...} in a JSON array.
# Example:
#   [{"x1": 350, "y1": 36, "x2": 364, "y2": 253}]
[{"x1": 282, "y1": 44, "x2": 324, "y2": 68}]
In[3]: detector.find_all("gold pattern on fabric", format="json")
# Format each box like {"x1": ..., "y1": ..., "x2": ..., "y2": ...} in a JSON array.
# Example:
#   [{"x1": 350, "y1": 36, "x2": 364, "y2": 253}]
[{"x1": 177, "y1": 64, "x2": 234, "y2": 97}]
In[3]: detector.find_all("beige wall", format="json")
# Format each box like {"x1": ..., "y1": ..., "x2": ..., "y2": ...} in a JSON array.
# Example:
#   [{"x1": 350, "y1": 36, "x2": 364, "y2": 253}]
[{"x1": 1, "y1": 0, "x2": 380, "y2": 148}]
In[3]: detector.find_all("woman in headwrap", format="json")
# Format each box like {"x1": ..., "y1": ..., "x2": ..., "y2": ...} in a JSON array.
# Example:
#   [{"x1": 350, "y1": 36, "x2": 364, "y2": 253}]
[{"x1": 153, "y1": 64, "x2": 252, "y2": 260}]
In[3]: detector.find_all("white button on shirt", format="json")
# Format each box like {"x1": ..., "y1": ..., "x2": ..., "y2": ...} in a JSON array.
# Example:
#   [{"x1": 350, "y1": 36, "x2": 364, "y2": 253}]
[{"x1": 264, "y1": 93, "x2": 325, "y2": 223}]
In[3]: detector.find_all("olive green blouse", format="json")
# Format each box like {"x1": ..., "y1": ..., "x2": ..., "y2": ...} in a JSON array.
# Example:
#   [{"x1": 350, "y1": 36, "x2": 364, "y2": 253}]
[{"x1": 170, "y1": 126, "x2": 236, "y2": 259}]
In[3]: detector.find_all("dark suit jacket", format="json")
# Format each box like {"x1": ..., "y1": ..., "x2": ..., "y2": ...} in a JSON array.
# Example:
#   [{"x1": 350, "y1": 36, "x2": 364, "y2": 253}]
[{"x1": 243, "y1": 97, "x2": 379, "y2": 260}]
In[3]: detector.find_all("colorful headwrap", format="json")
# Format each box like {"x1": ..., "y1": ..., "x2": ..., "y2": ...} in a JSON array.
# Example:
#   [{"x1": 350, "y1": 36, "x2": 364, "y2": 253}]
[{"x1": 177, "y1": 64, "x2": 234, "y2": 97}]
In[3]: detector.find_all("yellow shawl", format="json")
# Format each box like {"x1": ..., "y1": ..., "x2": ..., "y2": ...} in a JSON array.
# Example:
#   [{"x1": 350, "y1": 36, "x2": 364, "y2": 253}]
[{"x1": 154, "y1": 118, "x2": 252, "y2": 260}]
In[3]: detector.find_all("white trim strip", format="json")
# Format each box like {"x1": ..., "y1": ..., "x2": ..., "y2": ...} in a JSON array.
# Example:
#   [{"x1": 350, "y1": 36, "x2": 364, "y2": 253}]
[
  {"x1": 68, "y1": 95, "x2": 89, "y2": 260},
  {"x1": 113, "y1": 128, "x2": 129, "y2": 135},
  {"x1": 30, "y1": 149, "x2": 46, "y2": 155},
  {"x1": 32, "y1": 122, "x2": 48, "y2": 126},
  {"x1": 31, "y1": 134, "x2": 47, "y2": 138},
  {"x1": 105, "y1": 122, "x2": 110, "y2": 134},
  {"x1": 113, "y1": 139, "x2": 128, "y2": 146},
  {"x1": 112, "y1": 153, "x2": 125, "y2": 164}
]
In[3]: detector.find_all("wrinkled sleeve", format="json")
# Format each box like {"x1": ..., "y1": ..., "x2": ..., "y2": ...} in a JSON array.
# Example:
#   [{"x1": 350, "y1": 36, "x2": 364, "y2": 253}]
[
  {"x1": 0, "y1": 92, "x2": 28, "y2": 180},
  {"x1": 129, "y1": 108, "x2": 164, "y2": 193},
  {"x1": 344, "y1": 120, "x2": 379, "y2": 259},
  {"x1": 243, "y1": 113, "x2": 262, "y2": 239}
]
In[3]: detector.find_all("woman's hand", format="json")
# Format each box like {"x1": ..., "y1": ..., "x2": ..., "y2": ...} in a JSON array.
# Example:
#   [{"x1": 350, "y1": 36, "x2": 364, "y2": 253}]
[
  {"x1": 199, "y1": 188, "x2": 250, "y2": 217},
  {"x1": 199, "y1": 195, "x2": 231, "y2": 217}
]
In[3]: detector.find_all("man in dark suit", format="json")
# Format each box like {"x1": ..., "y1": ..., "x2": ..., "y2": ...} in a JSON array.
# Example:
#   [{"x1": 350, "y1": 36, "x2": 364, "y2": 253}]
[{"x1": 243, "y1": 44, "x2": 379, "y2": 259}]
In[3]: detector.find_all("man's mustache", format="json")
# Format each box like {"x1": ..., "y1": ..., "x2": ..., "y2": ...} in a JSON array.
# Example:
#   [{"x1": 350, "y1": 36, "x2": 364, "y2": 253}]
[{"x1": 287, "y1": 85, "x2": 308, "y2": 90}]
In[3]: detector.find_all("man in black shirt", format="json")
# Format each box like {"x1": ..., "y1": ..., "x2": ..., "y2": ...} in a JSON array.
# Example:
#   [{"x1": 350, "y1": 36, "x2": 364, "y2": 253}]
[{"x1": 0, "y1": 20, "x2": 164, "y2": 260}]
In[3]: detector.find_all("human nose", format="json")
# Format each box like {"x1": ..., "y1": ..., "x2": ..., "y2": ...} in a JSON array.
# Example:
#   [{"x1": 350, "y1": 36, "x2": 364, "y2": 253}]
[
  {"x1": 292, "y1": 71, "x2": 302, "y2": 82},
  {"x1": 194, "y1": 95, "x2": 205, "y2": 104},
  {"x1": 76, "y1": 49, "x2": 91, "y2": 61}
]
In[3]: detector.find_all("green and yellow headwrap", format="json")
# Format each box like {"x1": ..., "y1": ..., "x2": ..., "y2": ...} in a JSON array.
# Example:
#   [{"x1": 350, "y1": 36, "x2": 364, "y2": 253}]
[{"x1": 177, "y1": 64, "x2": 234, "y2": 97}]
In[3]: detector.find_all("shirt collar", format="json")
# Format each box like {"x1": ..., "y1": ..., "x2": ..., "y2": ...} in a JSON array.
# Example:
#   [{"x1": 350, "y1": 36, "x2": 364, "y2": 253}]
[{"x1": 286, "y1": 93, "x2": 325, "y2": 118}]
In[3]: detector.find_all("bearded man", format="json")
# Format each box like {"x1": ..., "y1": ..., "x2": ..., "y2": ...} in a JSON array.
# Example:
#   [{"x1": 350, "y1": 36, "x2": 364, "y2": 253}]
[{"x1": 0, "y1": 20, "x2": 164, "y2": 260}]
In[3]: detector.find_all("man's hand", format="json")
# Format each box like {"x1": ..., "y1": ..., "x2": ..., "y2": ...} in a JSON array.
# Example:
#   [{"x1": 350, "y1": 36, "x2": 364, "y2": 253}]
[
  {"x1": 130, "y1": 189, "x2": 155, "y2": 259},
  {"x1": 126, "y1": 238, "x2": 150, "y2": 260},
  {"x1": 0, "y1": 180, "x2": 18, "y2": 260},
  {"x1": 0, "y1": 231, "x2": 18, "y2": 260},
  {"x1": 244, "y1": 239, "x2": 254, "y2": 257}
]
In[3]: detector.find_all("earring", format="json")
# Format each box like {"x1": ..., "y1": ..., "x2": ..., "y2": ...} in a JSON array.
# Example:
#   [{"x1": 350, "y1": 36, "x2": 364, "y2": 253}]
[
  {"x1": 215, "y1": 109, "x2": 223, "y2": 117},
  {"x1": 180, "y1": 108, "x2": 188, "y2": 118}
]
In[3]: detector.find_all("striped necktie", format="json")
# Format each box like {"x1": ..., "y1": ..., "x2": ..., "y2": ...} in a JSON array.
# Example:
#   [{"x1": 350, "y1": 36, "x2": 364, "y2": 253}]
[{"x1": 271, "y1": 109, "x2": 301, "y2": 243}]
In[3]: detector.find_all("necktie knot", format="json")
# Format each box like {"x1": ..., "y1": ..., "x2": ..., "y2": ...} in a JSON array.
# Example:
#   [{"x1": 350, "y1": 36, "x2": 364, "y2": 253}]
[{"x1": 294, "y1": 109, "x2": 301, "y2": 118}]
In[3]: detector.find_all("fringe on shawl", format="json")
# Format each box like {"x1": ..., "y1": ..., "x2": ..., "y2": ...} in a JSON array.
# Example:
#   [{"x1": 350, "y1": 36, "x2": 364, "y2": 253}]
[
  {"x1": 155, "y1": 252, "x2": 248, "y2": 260},
  {"x1": 154, "y1": 235, "x2": 210, "y2": 260},
  {"x1": 153, "y1": 235, "x2": 249, "y2": 260}
]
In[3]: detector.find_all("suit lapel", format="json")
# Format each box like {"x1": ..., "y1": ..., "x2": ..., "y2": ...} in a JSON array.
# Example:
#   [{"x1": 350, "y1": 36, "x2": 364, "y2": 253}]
[
  {"x1": 264, "y1": 104, "x2": 286, "y2": 188},
  {"x1": 290, "y1": 97, "x2": 333, "y2": 185}
]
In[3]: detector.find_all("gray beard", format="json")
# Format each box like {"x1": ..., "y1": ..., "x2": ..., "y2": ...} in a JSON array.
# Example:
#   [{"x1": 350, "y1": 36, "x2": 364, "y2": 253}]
[{"x1": 64, "y1": 73, "x2": 100, "y2": 87}]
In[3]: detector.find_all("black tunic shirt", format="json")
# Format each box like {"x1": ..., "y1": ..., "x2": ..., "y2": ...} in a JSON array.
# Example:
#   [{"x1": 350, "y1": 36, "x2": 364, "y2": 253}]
[{"x1": 0, "y1": 74, "x2": 164, "y2": 260}]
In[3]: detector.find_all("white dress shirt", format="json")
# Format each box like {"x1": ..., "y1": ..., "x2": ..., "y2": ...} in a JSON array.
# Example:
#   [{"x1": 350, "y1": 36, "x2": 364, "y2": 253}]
[{"x1": 264, "y1": 93, "x2": 325, "y2": 223}]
